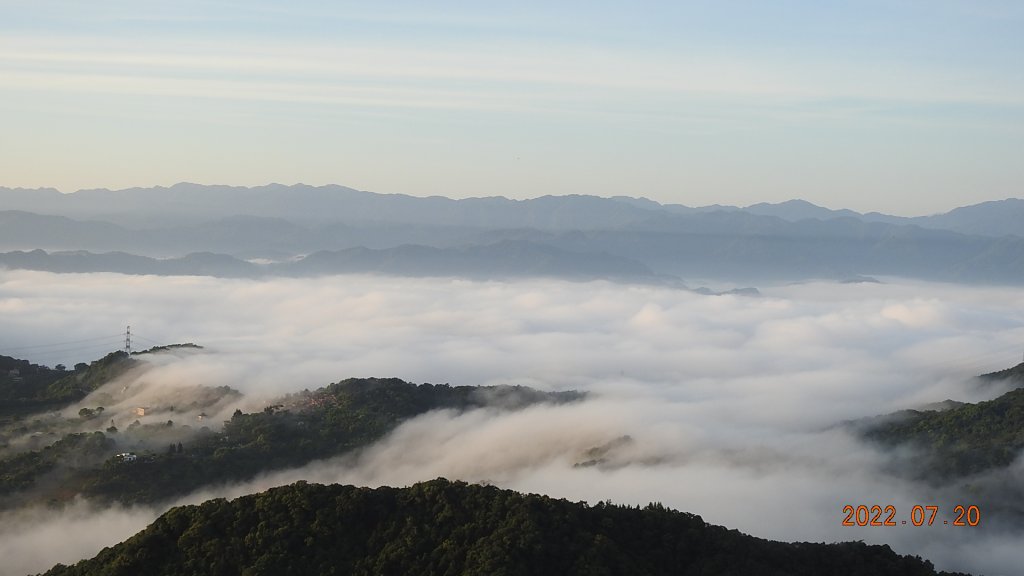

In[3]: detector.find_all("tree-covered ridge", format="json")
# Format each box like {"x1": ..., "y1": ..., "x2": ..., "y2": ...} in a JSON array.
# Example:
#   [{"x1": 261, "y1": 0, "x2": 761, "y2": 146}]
[
  {"x1": 41, "y1": 478, "x2": 965, "y2": 576},
  {"x1": 1, "y1": 376, "x2": 582, "y2": 508},
  {"x1": 0, "y1": 354, "x2": 67, "y2": 409},
  {"x1": 42, "y1": 351, "x2": 140, "y2": 405},
  {"x1": 0, "y1": 431, "x2": 113, "y2": 496},
  {"x1": 977, "y1": 361, "x2": 1024, "y2": 386},
  {"x1": 860, "y1": 385, "x2": 1024, "y2": 480},
  {"x1": 1, "y1": 345, "x2": 204, "y2": 411},
  {"x1": 77, "y1": 379, "x2": 580, "y2": 505}
]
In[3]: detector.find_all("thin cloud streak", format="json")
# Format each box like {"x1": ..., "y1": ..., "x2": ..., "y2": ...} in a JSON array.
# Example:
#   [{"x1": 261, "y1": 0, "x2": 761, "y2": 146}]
[
  {"x1": 3, "y1": 35, "x2": 1019, "y2": 111},
  {"x1": 3, "y1": 1, "x2": 1022, "y2": 214}
]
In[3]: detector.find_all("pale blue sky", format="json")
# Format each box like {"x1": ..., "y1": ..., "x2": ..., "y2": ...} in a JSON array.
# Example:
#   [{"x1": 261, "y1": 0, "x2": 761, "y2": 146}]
[{"x1": 1, "y1": 0, "x2": 1021, "y2": 214}]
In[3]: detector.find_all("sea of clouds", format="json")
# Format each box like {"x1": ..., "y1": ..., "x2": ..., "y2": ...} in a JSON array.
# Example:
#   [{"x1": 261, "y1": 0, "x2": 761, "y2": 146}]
[{"x1": 2, "y1": 270, "x2": 1023, "y2": 575}]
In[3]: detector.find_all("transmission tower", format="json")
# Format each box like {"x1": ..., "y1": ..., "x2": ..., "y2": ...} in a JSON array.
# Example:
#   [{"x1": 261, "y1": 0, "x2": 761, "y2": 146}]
[{"x1": 125, "y1": 325, "x2": 132, "y2": 355}]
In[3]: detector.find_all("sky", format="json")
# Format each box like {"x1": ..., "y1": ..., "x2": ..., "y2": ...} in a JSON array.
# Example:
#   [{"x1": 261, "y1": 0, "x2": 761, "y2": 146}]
[
  {"x1": 2, "y1": 271, "x2": 1024, "y2": 574},
  {"x1": 1, "y1": 1, "x2": 1022, "y2": 214}
]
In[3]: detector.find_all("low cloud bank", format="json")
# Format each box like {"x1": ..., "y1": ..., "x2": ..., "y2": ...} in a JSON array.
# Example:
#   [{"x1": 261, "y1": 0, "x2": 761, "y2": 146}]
[
  {"x1": 2, "y1": 271, "x2": 1024, "y2": 575},
  {"x1": 0, "y1": 502, "x2": 157, "y2": 576}
]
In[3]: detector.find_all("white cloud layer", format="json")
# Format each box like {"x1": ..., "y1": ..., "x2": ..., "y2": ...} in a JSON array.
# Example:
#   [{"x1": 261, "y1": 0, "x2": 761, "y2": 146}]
[{"x1": 1, "y1": 270, "x2": 1024, "y2": 575}]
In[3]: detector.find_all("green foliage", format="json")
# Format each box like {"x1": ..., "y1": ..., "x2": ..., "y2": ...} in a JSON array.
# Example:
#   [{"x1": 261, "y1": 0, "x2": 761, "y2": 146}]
[
  {"x1": 0, "y1": 431, "x2": 115, "y2": 498},
  {"x1": 0, "y1": 355, "x2": 65, "y2": 410},
  {"x1": 42, "y1": 479, "x2": 963, "y2": 576},
  {"x1": 135, "y1": 343, "x2": 204, "y2": 355},
  {"x1": 0, "y1": 346, "x2": 200, "y2": 409},
  {"x1": 43, "y1": 351, "x2": 137, "y2": 405},
  {"x1": 3, "y1": 378, "x2": 581, "y2": 508},
  {"x1": 977, "y1": 361, "x2": 1024, "y2": 387},
  {"x1": 862, "y1": 387, "x2": 1024, "y2": 480},
  {"x1": 0, "y1": 349, "x2": 189, "y2": 411},
  {"x1": 0, "y1": 350, "x2": 137, "y2": 413},
  {"x1": 0, "y1": 450, "x2": 55, "y2": 495}
]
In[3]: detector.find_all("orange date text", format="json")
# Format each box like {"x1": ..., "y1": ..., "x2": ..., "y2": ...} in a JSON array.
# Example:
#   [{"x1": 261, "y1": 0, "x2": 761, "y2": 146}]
[{"x1": 841, "y1": 505, "x2": 980, "y2": 527}]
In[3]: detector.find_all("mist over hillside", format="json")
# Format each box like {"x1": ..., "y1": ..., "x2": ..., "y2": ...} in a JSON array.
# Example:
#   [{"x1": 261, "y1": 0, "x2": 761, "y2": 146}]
[
  {"x1": 3, "y1": 183, "x2": 1024, "y2": 576},
  {"x1": 6, "y1": 0, "x2": 1023, "y2": 572},
  {"x1": 3, "y1": 271, "x2": 1024, "y2": 575},
  {"x1": 2, "y1": 184, "x2": 1024, "y2": 284}
]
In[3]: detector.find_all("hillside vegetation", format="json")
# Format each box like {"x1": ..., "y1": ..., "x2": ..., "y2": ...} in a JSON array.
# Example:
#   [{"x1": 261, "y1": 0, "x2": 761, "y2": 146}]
[
  {"x1": 42, "y1": 478, "x2": 963, "y2": 576},
  {"x1": 1, "y1": 373, "x2": 580, "y2": 508},
  {"x1": 0, "y1": 355, "x2": 70, "y2": 411},
  {"x1": 1, "y1": 351, "x2": 139, "y2": 410},
  {"x1": 860, "y1": 363, "x2": 1024, "y2": 480}
]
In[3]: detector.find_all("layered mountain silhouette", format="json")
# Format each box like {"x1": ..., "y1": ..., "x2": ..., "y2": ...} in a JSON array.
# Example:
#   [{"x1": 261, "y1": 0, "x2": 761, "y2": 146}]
[
  {"x1": 0, "y1": 241, "x2": 654, "y2": 282},
  {"x1": 2, "y1": 183, "x2": 1023, "y2": 283}
]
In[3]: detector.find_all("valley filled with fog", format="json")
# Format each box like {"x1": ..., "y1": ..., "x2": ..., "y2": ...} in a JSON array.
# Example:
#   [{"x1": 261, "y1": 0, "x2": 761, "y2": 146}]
[
  {"x1": 5, "y1": 1, "x2": 1023, "y2": 573},
  {"x1": 2, "y1": 270, "x2": 1023, "y2": 575}
]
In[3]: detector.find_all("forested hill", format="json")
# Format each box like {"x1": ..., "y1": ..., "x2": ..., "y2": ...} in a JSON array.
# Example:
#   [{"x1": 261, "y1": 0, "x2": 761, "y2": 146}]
[
  {"x1": 978, "y1": 361, "x2": 1024, "y2": 386},
  {"x1": 1, "y1": 345, "x2": 202, "y2": 410},
  {"x1": 0, "y1": 355, "x2": 63, "y2": 408},
  {"x1": 861, "y1": 386, "x2": 1024, "y2": 480},
  {"x1": 856, "y1": 362, "x2": 1024, "y2": 481},
  {"x1": 1, "y1": 376, "x2": 582, "y2": 508},
  {"x1": 42, "y1": 478, "x2": 964, "y2": 576},
  {"x1": 0, "y1": 350, "x2": 137, "y2": 410}
]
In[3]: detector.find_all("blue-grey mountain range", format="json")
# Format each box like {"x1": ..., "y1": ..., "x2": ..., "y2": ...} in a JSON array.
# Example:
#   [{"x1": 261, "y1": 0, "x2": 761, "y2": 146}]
[{"x1": 1, "y1": 183, "x2": 1023, "y2": 284}]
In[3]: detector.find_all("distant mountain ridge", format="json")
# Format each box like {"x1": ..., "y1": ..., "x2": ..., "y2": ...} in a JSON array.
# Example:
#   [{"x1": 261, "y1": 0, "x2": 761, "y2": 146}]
[
  {"x1": 3, "y1": 183, "x2": 1024, "y2": 284},
  {"x1": 2, "y1": 183, "x2": 1022, "y2": 236},
  {"x1": 0, "y1": 183, "x2": 664, "y2": 230},
  {"x1": 0, "y1": 242, "x2": 655, "y2": 282}
]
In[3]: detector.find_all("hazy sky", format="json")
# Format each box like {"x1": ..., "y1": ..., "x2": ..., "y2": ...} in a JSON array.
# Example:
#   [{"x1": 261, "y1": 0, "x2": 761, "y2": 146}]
[{"x1": 1, "y1": 1, "x2": 1022, "y2": 215}]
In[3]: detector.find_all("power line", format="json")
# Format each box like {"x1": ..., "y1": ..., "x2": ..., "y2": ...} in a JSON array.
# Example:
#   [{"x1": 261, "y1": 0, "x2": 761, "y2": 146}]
[
  {"x1": 0, "y1": 326, "x2": 181, "y2": 367},
  {"x1": 14, "y1": 340, "x2": 124, "y2": 360},
  {"x1": 1, "y1": 334, "x2": 125, "y2": 352},
  {"x1": 2, "y1": 340, "x2": 124, "y2": 359},
  {"x1": 24, "y1": 340, "x2": 124, "y2": 354},
  {"x1": 132, "y1": 334, "x2": 166, "y2": 346}
]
